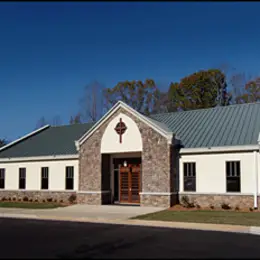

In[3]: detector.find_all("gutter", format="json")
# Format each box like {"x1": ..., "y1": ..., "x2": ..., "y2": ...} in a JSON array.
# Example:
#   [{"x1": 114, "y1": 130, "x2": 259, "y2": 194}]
[
  {"x1": 255, "y1": 133, "x2": 260, "y2": 209},
  {"x1": 180, "y1": 145, "x2": 259, "y2": 154}
]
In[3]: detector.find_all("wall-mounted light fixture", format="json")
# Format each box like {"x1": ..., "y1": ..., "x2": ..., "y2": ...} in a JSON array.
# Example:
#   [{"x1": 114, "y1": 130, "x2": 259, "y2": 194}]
[{"x1": 123, "y1": 160, "x2": 127, "y2": 167}]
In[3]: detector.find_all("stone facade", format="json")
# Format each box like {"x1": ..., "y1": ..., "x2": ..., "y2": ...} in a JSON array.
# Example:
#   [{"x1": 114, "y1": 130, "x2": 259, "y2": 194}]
[
  {"x1": 141, "y1": 193, "x2": 178, "y2": 208},
  {"x1": 77, "y1": 193, "x2": 101, "y2": 205},
  {"x1": 0, "y1": 190, "x2": 76, "y2": 203},
  {"x1": 179, "y1": 193, "x2": 260, "y2": 209},
  {"x1": 79, "y1": 107, "x2": 175, "y2": 207},
  {"x1": 77, "y1": 192, "x2": 111, "y2": 205}
]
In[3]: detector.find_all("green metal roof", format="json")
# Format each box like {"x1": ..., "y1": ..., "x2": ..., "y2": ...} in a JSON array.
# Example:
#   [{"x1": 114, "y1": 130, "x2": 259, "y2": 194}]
[
  {"x1": 143, "y1": 116, "x2": 172, "y2": 133},
  {"x1": 150, "y1": 102, "x2": 260, "y2": 148},
  {"x1": 0, "y1": 102, "x2": 259, "y2": 158},
  {"x1": 0, "y1": 123, "x2": 94, "y2": 158}
]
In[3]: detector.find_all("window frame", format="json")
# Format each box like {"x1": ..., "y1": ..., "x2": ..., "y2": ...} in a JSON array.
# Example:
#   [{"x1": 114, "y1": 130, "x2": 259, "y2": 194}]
[
  {"x1": 19, "y1": 168, "x2": 26, "y2": 190},
  {"x1": 0, "y1": 168, "x2": 5, "y2": 189},
  {"x1": 65, "y1": 166, "x2": 74, "y2": 190},
  {"x1": 183, "y1": 162, "x2": 196, "y2": 192},
  {"x1": 41, "y1": 167, "x2": 49, "y2": 190},
  {"x1": 226, "y1": 161, "x2": 241, "y2": 193}
]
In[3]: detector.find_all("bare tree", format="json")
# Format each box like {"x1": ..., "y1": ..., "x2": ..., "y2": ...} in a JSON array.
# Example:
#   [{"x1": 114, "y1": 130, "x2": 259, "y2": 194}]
[
  {"x1": 79, "y1": 80, "x2": 106, "y2": 122},
  {"x1": 51, "y1": 115, "x2": 62, "y2": 126},
  {"x1": 0, "y1": 139, "x2": 7, "y2": 148},
  {"x1": 70, "y1": 113, "x2": 82, "y2": 124},
  {"x1": 35, "y1": 116, "x2": 48, "y2": 129},
  {"x1": 218, "y1": 63, "x2": 253, "y2": 104}
]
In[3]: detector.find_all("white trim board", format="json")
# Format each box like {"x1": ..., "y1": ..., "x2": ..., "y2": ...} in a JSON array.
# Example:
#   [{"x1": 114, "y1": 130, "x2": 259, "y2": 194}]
[
  {"x1": 179, "y1": 192, "x2": 258, "y2": 196},
  {"x1": 77, "y1": 190, "x2": 110, "y2": 194},
  {"x1": 0, "y1": 154, "x2": 78, "y2": 163},
  {"x1": 77, "y1": 101, "x2": 173, "y2": 146},
  {"x1": 0, "y1": 125, "x2": 50, "y2": 152},
  {"x1": 139, "y1": 192, "x2": 176, "y2": 196},
  {"x1": 180, "y1": 145, "x2": 259, "y2": 154}
]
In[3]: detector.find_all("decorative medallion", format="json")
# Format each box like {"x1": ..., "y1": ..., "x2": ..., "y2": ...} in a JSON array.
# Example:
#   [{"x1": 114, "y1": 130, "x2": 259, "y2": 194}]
[{"x1": 114, "y1": 118, "x2": 127, "y2": 143}]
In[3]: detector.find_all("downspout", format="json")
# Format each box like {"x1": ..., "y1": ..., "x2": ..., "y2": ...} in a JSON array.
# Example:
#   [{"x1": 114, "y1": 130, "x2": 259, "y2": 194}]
[{"x1": 254, "y1": 133, "x2": 260, "y2": 209}]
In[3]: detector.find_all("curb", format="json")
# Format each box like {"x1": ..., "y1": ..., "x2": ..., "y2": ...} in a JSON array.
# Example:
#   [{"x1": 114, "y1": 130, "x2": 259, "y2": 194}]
[
  {"x1": 0, "y1": 213, "x2": 258, "y2": 236},
  {"x1": 0, "y1": 213, "x2": 38, "y2": 219},
  {"x1": 249, "y1": 226, "x2": 260, "y2": 236}
]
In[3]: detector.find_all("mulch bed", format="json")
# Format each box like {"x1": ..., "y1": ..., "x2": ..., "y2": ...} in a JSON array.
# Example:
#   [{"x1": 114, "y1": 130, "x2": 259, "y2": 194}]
[{"x1": 169, "y1": 204, "x2": 260, "y2": 213}]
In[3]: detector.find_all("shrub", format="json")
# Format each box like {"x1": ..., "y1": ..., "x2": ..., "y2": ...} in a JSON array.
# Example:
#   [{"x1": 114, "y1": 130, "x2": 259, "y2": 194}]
[
  {"x1": 68, "y1": 194, "x2": 77, "y2": 204},
  {"x1": 209, "y1": 204, "x2": 215, "y2": 210},
  {"x1": 12, "y1": 197, "x2": 16, "y2": 201},
  {"x1": 235, "y1": 206, "x2": 240, "y2": 211},
  {"x1": 29, "y1": 199, "x2": 33, "y2": 202},
  {"x1": 60, "y1": 199, "x2": 63, "y2": 203},
  {"x1": 196, "y1": 204, "x2": 201, "y2": 209},
  {"x1": 42, "y1": 199, "x2": 46, "y2": 203},
  {"x1": 1, "y1": 197, "x2": 6, "y2": 201},
  {"x1": 54, "y1": 199, "x2": 57, "y2": 203},
  {"x1": 18, "y1": 198, "x2": 22, "y2": 202},
  {"x1": 8, "y1": 197, "x2": 11, "y2": 201},
  {"x1": 34, "y1": 199, "x2": 38, "y2": 203},
  {"x1": 249, "y1": 207, "x2": 254, "y2": 212},
  {"x1": 23, "y1": 196, "x2": 29, "y2": 202},
  {"x1": 221, "y1": 202, "x2": 231, "y2": 210},
  {"x1": 181, "y1": 196, "x2": 195, "y2": 208},
  {"x1": 47, "y1": 198, "x2": 53, "y2": 203}
]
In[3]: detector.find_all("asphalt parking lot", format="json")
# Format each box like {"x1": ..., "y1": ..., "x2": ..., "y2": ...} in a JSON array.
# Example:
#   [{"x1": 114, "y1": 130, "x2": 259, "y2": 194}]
[{"x1": 1, "y1": 217, "x2": 260, "y2": 259}]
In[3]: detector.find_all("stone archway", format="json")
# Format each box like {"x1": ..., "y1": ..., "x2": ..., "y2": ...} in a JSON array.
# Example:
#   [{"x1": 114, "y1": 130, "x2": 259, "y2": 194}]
[
  {"x1": 78, "y1": 106, "x2": 175, "y2": 208},
  {"x1": 101, "y1": 113, "x2": 143, "y2": 205}
]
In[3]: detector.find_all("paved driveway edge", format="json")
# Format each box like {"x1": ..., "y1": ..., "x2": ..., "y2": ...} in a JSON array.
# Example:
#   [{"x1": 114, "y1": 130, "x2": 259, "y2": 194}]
[
  {"x1": 249, "y1": 226, "x2": 260, "y2": 236},
  {"x1": 0, "y1": 212, "x2": 256, "y2": 235}
]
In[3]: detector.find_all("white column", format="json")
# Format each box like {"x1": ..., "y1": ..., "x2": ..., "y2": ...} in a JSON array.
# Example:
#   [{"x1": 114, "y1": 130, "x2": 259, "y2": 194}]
[
  {"x1": 256, "y1": 133, "x2": 260, "y2": 209},
  {"x1": 254, "y1": 151, "x2": 259, "y2": 209}
]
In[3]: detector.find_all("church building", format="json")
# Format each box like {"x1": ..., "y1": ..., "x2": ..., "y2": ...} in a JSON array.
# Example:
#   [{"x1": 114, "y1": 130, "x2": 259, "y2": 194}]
[{"x1": 0, "y1": 101, "x2": 259, "y2": 208}]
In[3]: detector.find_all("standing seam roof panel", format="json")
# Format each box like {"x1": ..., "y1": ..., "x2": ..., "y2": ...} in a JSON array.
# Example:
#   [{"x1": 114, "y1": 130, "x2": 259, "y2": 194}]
[
  {"x1": 150, "y1": 102, "x2": 260, "y2": 148},
  {"x1": 229, "y1": 106, "x2": 247, "y2": 146}
]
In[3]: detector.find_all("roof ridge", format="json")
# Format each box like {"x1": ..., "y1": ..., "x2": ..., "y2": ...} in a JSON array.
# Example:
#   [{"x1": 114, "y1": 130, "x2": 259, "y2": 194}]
[
  {"x1": 51, "y1": 122, "x2": 95, "y2": 128},
  {"x1": 151, "y1": 102, "x2": 260, "y2": 117}
]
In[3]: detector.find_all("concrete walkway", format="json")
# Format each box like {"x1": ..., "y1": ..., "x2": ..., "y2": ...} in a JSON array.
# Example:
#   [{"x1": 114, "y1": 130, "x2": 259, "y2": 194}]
[
  {"x1": 0, "y1": 205, "x2": 260, "y2": 236},
  {"x1": 0, "y1": 204, "x2": 165, "y2": 221}
]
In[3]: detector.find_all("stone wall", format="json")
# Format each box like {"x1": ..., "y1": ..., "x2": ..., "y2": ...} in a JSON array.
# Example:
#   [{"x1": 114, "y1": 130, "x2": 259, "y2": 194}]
[
  {"x1": 0, "y1": 190, "x2": 76, "y2": 203},
  {"x1": 79, "y1": 106, "x2": 174, "y2": 207},
  {"x1": 141, "y1": 193, "x2": 178, "y2": 208},
  {"x1": 77, "y1": 192, "x2": 112, "y2": 205},
  {"x1": 179, "y1": 193, "x2": 260, "y2": 209}
]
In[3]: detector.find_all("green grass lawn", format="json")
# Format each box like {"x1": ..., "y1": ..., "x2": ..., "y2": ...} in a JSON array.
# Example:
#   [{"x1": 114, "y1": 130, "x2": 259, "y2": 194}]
[
  {"x1": 133, "y1": 210, "x2": 260, "y2": 226},
  {"x1": 0, "y1": 202, "x2": 65, "y2": 209}
]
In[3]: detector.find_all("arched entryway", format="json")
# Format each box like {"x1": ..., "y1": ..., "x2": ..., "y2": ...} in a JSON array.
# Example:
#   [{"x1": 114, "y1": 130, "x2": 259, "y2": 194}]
[
  {"x1": 110, "y1": 152, "x2": 141, "y2": 205},
  {"x1": 101, "y1": 113, "x2": 143, "y2": 205}
]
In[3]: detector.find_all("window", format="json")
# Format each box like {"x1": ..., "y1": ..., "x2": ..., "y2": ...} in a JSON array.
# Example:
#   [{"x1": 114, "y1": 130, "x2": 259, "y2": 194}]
[
  {"x1": 41, "y1": 167, "x2": 49, "y2": 190},
  {"x1": 0, "y1": 168, "x2": 5, "y2": 189},
  {"x1": 183, "y1": 162, "x2": 196, "y2": 192},
  {"x1": 19, "y1": 168, "x2": 26, "y2": 189},
  {"x1": 65, "y1": 166, "x2": 74, "y2": 190},
  {"x1": 226, "y1": 161, "x2": 240, "y2": 192}
]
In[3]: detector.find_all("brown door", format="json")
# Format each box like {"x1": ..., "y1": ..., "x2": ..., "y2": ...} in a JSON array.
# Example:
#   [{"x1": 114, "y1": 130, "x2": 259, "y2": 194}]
[
  {"x1": 120, "y1": 164, "x2": 141, "y2": 204},
  {"x1": 119, "y1": 166, "x2": 130, "y2": 203},
  {"x1": 130, "y1": 164, "x2": 141, "y2": 203}
]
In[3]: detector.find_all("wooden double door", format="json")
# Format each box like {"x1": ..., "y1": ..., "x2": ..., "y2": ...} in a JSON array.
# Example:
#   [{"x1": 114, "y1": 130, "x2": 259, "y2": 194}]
[{"x1": 120, "y1": 164, "x2": 141, "y2": 204}]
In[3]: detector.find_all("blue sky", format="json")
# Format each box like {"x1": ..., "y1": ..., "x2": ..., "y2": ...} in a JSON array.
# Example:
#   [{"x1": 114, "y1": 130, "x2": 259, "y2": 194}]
[{"x1": 1, "y1": 2, "x2": 260, "y2": 141}]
